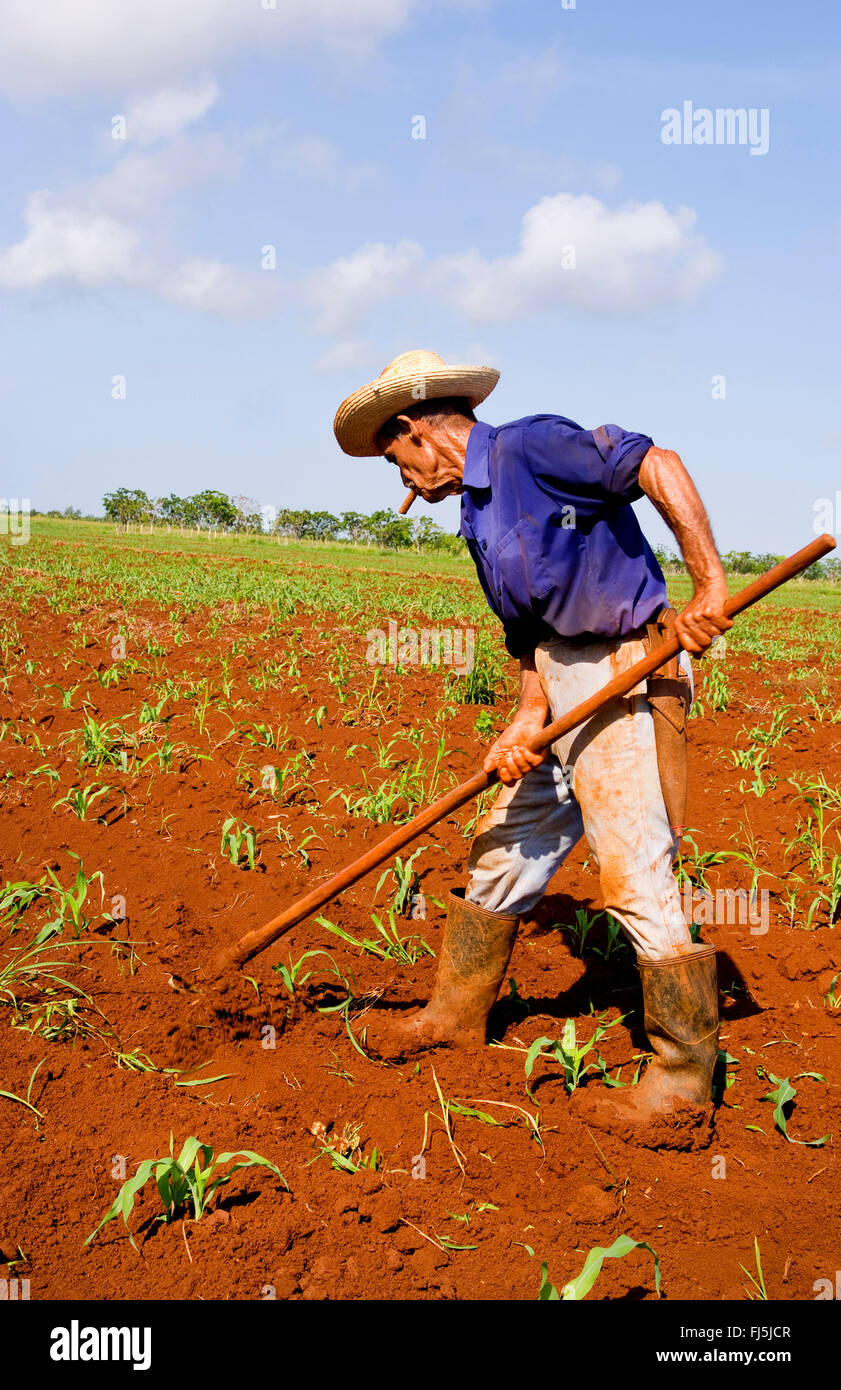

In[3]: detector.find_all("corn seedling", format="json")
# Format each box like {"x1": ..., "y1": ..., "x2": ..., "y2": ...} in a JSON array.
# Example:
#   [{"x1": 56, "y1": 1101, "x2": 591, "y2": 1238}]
[
  {"x1": 557, "y1": 908, "x2": 609, "y2": 958},
  {"x1": 757, "y1": 1067, "x2": 831, "y2": 1146},
  {"x1": 374, "y1": 847, "x2": 427, "y2": 916},
  {"x1": 73, "y1": 714, "x2": 130, "y2": 772},
  {"x1": 220, "y1": 817, "x2": 258, "y2": 870},
  {"x1": 0, "y1": 878, "x2": 53, "y2": 931},
  {"x1": 740, "y1": 1237, "x2": 768, "y2": 1301},
  {"x1": 0, "y1": 935, "x2": 91, "y2": 1016},
  {"x1": 113, "y1": 1046, "x2": 157, "y2": 1072},
  {"x1": 524, "y1": 1014, "x2": 626, "y2": 1098},
  {"x1": 46, "y1": 682, "x2": 80, "y2": 709},
  {"x1": 539, "y1": 1235, "x2": 661, "y2": 1301},
  {"x1": 243, "y1": 721, "x2": 291, "y2": 751},
  {"x1": 273, "y1": 823, "x2": 324, "y2": 869},
  {"x1": 317, "y1": 908, "x2": 432, "y2": 965},
  {"x1": 784, "y1": 779, "x2": 841, "y2": 925},
  {"x1": 461, "y1": 784, "x2": 501, "y2": 840},
  {"x1": 272, "y1": 948, "x2": 351, "y2": 1009},
  {"x1": 246, "y1": 750, "x2": 316, "y2": 807},
  {"x1": 97, "y1": 665, "x2": 123, "y2": 689},
  {"x1": 85, "y1": 1135, "x2": 287, "y2": 1252},
  {"x1": 1, "y1": 858, "x2": 108, "y2": 944},
  {"x1": 702, "y1": 662, "x2": 731, "y2": 712},
  {"x1": 445, "y1": 635, "x2": 505, "y2": 706},
  {"x1": 40, "y1": 855, "x2": 106, "y2": 939},
  {"x1": 675, "y1": 832, "x2": 728, "y2": 893},
  {"x1": 803, "y1": 689, "x2": 841, "y2": 723},
  {"x1": 348, "y1": 734, "x2": 403, "y2": 769},
  {"x1": 52, "y1": 782, "x2": 113, "y2": 821},
  {"x1": 0, "y1": 1058, "x2": 46, "y2": 1123}
]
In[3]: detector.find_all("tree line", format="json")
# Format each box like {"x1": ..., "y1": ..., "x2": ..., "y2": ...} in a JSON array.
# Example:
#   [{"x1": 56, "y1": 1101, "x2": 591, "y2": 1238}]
[
  {"x1": 101, "y1": 488, "x2": 465, "y2": 553},
  {"x1": 654, "y1": 544, "x2": 841, "y2": 581},
  {"x1": 32, "y1": 491, "x2": 841, "y2": 577}
]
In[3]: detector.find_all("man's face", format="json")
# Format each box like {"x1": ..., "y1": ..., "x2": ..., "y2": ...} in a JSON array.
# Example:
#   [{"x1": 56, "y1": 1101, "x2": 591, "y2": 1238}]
[{"x1": 381, "y1": 416, "x2": 467, "y2": 504}]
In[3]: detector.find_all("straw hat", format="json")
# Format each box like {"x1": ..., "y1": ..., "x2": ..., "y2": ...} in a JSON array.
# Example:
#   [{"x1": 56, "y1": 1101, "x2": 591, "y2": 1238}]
[{"x1": 333, "y1": 349, "x2": 500, "y2": 457}]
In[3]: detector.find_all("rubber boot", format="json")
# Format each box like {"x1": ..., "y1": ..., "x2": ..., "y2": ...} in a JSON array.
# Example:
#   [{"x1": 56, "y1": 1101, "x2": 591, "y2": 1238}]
[
  {"x1": 574, "y1": 943, "x2": 719, "y2": 1144},
  {"x1": 364, "y1": 889, "x2": 519, "y2": 1059}
]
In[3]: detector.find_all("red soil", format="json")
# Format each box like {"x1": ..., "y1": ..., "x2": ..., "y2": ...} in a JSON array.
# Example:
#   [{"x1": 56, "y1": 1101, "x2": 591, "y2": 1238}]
[{"x1": 1, "y1": 595, "x2": 839, "y2": 1301}]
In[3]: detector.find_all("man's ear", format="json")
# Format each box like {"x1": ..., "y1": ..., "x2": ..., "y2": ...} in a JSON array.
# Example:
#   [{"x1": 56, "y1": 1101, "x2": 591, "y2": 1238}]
[{"x1": 395, "y1": 413, "x2": 424, "y2": 444}]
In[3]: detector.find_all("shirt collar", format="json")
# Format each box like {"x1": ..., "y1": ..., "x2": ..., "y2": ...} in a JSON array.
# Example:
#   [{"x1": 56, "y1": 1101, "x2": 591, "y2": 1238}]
[{"x1": 462, "y1": 420, "x2": 492, "y2": 491}]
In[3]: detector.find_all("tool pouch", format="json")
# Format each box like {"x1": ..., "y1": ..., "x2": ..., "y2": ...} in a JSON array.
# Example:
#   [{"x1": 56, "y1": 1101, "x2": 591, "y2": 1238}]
[{"x1": 644, "y1": 606, "x2": 692, "y2": 841}]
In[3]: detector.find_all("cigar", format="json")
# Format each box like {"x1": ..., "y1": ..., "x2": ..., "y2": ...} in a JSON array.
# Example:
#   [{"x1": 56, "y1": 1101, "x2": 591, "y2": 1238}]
[{"x1": 399, "y1": 489, "x2": 417, "y2": 515}]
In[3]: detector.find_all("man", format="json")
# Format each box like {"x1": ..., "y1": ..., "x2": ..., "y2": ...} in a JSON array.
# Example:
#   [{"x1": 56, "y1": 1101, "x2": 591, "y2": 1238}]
[{"x1": 333, "y1": 349, "x2": 732, "y2": 1139}]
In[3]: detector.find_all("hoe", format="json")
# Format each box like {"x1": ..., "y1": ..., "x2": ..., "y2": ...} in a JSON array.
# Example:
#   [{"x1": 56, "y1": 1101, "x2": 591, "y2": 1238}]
[{"x1": 183, "y1": 533, "x2": 835, "y2": 993}]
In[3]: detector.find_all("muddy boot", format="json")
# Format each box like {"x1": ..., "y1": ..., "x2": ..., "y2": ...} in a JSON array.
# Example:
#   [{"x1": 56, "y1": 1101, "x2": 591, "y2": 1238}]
[
  {"x1": 573, "y1": 943, "x2": 719, "y2": 1148},
  {"x1": 364, "y1": 889, "x2": 519, "y2": 1059}
]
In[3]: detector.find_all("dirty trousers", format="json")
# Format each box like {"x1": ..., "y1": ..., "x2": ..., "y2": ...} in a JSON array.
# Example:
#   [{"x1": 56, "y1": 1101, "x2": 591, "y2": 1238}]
[{"x1": 465, "y1": 632, "x2": 693, "y2": 959}]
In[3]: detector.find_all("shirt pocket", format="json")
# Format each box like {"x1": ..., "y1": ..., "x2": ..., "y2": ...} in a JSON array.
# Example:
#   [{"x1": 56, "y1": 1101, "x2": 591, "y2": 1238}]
[{"x1": 494, "y1": 515, "x2": 554, "y2": 606}]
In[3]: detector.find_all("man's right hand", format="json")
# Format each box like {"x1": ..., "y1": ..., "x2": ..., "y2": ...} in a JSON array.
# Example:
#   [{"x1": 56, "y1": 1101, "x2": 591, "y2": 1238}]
[{"x1": 483, "y1": 715, "x2": 548, "y2": 786}]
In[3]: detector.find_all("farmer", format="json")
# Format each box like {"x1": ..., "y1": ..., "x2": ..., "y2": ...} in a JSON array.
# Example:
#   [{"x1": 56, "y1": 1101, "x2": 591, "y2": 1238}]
[{"x1": 333, "y1": 350, "x2": 732, "y2": 1137}]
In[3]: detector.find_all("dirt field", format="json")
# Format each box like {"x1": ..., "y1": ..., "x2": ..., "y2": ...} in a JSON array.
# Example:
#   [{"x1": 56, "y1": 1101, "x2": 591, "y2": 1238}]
[{"x1": 1, "y1": 525, "x2": 839, "y2": 1301}]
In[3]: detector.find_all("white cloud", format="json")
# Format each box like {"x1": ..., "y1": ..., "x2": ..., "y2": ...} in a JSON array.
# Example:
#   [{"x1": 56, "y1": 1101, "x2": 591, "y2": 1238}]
[
  {"x1": 157, "y1": 259, "x2": 280, "y2": 318},
  {"x1": 0, "y1": 179, "x2": 279, "y2": 319},
  {"x1": 434, "y1": 192, "x2": 721, "y2": 321},
  {"x1": 0, "y1": 191, "x2": 138, "y2": 289},
  {"x1": 124, "y1": 74, "x2": 220, "y2": 144},
  {"x1": 89, "y1": 135, "x2": 243, "y2": 219},
  {"x1": 303, "y1": 239, "x2": 424, "y2": 334},
  {"x1": 305, "y1": 192, "x2": 720, "y2": 341},
  {"x1": 0, "y1": 0, "x2": 414, "y2": 100},
  {"x1": 0, "y1": 174, "x2": 721, "y2": 331}
]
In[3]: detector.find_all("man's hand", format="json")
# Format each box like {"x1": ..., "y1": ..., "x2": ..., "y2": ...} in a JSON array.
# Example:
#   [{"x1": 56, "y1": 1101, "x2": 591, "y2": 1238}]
[
  {"x1": 482, "y1": 652, "x2": 549, "y2": 785},
  {"x1": 675, "y1": 579, "x2": 733, "y2": 655},
  {"x1": 483, "y1": 714, "x2": 548, "y2": 785}
]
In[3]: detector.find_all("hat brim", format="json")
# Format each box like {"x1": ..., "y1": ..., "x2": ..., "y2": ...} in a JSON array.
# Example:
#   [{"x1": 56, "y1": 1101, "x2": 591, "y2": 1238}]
[{"x1": 333, "y1": 364, "x2": 500, "y2": 457}]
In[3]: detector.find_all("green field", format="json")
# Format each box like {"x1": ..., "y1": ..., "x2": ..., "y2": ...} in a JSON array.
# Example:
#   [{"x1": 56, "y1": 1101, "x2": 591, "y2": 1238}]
[{"x1": 4, "y1": 518, "x2": 840, "y2": 623}]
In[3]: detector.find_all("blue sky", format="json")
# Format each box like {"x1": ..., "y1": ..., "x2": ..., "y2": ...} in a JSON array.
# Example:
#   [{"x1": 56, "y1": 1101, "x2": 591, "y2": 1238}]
[{"x1": 0, "y1": 0, "x2": 838, "y2": 552}]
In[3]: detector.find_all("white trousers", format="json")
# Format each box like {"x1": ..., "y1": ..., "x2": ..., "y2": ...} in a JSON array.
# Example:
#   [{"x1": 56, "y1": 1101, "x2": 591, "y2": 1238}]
[{"x1": 465, "y1": 632, "x2": 693, "y2": 960}]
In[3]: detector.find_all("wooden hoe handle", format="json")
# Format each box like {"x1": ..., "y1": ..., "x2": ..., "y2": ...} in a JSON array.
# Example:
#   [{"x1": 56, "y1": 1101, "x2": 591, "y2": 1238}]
[{"x1": 211, "y1": 534, "x2": 836, "y2": 975}]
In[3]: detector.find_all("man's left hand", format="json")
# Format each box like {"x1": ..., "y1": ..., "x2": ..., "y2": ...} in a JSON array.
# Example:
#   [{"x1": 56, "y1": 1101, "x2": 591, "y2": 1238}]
[{"x1": 675, "y1": 580, "x2": 733, "y2": 654}]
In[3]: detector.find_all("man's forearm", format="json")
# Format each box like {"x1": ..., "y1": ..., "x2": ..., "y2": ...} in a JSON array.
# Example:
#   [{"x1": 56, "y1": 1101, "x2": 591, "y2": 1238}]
[
  {"x1": 514, "y1": 653, "x2": 550, "y2": 725},
  {"x1": 483, "y1": 652, "x2": 549, "y2": 784},
  {"x1": 638, "y1": 446, "x2": 725, "y2": 588},
  {"x1": 638, "y1": 445, "x2": 733, "y2": 652}
]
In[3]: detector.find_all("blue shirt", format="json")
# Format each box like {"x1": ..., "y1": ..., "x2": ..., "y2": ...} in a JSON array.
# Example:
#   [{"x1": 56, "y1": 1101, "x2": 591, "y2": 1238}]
[{"x1": 459, "y1": 415, "x2": 667, "y2": 657}]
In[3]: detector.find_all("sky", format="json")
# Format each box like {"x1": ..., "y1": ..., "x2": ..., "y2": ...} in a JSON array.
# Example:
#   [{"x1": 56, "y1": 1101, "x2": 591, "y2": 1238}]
[{"x1": 0, "y1": 0, "x2": 838, "y2": 553}]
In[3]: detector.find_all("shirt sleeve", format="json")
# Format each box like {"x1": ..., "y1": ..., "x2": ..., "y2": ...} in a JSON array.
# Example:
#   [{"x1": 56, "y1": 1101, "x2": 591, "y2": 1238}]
[
  {"x1": 592, "y1": 423, "x2": 654, "y2": 500},
  {"x1": 521, "y1": 416, "x2": 653, "y2": 503}
]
